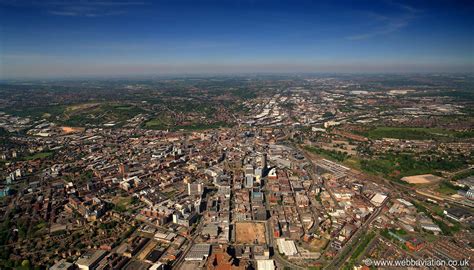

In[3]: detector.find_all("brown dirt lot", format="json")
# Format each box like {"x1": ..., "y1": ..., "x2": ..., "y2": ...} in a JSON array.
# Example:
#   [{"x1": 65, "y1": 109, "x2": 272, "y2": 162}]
[
  {"x1": 61, "y1": 126, "x2": 85, "y2": 134},
  {"x1": 235, "y1": 222, "x2": 266, "y2": 244},
  {"x1": 401, "y1": 174, "x2": 443, "y2": 184}
]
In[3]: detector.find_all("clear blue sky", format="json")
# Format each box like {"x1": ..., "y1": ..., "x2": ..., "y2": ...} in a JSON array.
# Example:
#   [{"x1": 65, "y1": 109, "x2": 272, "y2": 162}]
[{"x1": 0, "y1": 0, "x2": 473, "y2": 78}]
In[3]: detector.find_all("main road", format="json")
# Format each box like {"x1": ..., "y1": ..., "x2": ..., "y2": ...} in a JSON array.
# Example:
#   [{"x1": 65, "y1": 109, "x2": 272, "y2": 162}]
[{"x1": 326, "y1": 198, "x2": 388, "y2": 270}]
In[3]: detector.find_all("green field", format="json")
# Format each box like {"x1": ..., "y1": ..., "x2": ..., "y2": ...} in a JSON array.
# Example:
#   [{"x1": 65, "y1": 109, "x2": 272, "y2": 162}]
[
  {"x1": 303, "y1": 143, "x2": 468, "y2": 183},
  {"x1": 63, "y1": 104, "x2": 145, "y2": 126},
  {"x1": 23, "y1": 151, "x2": 53, "y2": 161},
  {"x1": 343, "y1": 231, "x2": 376, "y2": 270},
  {"x1": 367, "y1": 127, "x2": 450, "y2": 140},
  {"x1": 436, "y1": 181, "x2": 468, "y2": 195},
  {"x1": 5, "y1": 105, "x2": 66, "y2": 120},
  {"x1": 411, "y1": 200, "x2": 460, "y2": 235},
  {"x1": 144, "y1": 116, "x2": 173, "y2": 130},
  {"x1": 364, "y1": 127, "x2": 473, "y2": 140},
  {"x1": 304, "y1": 146, "x2": 349, "y2": 162},
  {"x1": 113, "y1": 196, "x2": 134, "y2": 213},
  {"x1": 360, "y1": 153, "x2": 467, "y2": 181},
  {"x1": 452, "y1": 169, "x2": 474, "y2": 180},
  {"x1": 6, "y1": 102, "x2": 147, "y2": 127},
  {"x1": 351, "y1": 232, "x2": 376, "y2": 260}
]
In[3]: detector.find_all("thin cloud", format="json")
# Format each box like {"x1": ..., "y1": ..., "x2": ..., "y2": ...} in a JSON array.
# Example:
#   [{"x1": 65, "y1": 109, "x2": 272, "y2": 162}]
[
  {"x1": 387, "y1": 0, "x2": 421, "y2": 13},
  {"x1": 49, "y1": 10, "x2": 78, "y2": 16},
  {"x1": 48, "y1": 9, "x2": 127, "y2": 17},
  {"x1": 346, "y1": 1, "x2": 420, "y2": 41},
  {"x1": 0, "y1": 0, "x2": 146, "y2": 6},
  {"x1": 347, "y1": 19, "x2": 410, "y2": 40},
  {"x1": 1, "y1": 0, "x2": 147, "y2": 17}
]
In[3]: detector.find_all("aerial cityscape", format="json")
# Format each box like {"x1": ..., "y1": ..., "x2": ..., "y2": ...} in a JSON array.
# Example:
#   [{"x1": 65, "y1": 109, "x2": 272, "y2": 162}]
[{"x1": 0, "y1": 1, "x2": 473, "y2": 270}]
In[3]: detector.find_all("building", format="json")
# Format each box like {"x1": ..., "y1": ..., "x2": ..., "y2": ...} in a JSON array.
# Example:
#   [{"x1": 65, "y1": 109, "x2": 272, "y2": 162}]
[
  {"x1": 188, "y1": 182, "x2": 204, "y2": 196},
  {"x1": 149, "y1": 263, "x2": 165, "y2": 270},
  {"x1": 173, "y1": 211, "x2": 198, "y2": 227},
  {"x1": 50, "y1": 260, "x2": 74, "y2": 270},
  {"x1": 256, "y1": 259, "x2": 275, "y2": 270},
  {"x1": 268, "y1": 168, "x2": 277, "y2": 180},
  {"x1": 370, "y1": 193, "x2": 387, "y2": 207},
  {"x1": 185, "y1": 244, "x2": 211, "y2": 261},
  {"x1": 276, "y1": 238, "x2": 298, "y2": 256},
  {"x1": 76, "y1": 250, "x2": 108, "y2": 270},
  {"x1": 444, "y1": 208, "x2": 471, "y2": 222},
  {"x1": 405, "y1": 238, "x2": 424, "y2": 251},
  {"x1": 465, "y1": 188, "x2": 474, "y2": 200},
  {"x1": 245, "y1": 175, "x2": 254, "y2": 188},
  {"x1": 253, "y1": 245, "x2": 270, "y2": 260}
]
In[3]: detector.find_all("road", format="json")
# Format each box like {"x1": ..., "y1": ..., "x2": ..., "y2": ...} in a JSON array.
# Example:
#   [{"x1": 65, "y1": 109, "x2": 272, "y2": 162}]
[
  {"x1": 297, "y1": 144, "x2": 389, "y2": 270},
  {"x1": 262, "y1": 180, "x2": 307, "y2": 270},
  {"x1": 172, "y1": 219, "x2": 205, "y2": 269},
  {"x1": 264, "y1": 219, "x2": 307, "y2": 270},
  {"x1": 327, "y1": 198, "x2": 388, "y2": 270}
]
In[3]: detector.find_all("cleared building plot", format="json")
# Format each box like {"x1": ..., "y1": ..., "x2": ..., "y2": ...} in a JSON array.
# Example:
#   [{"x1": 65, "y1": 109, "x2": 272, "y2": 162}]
[
  {"x1": 401, "y1": 174, "x2": 444, "y2": 184},
  {"x1": 235, "y1": 222, "x2": 266, "y2": 244}
]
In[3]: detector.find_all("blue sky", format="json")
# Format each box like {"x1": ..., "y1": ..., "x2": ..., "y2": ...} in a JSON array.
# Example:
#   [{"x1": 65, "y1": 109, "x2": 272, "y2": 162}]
[{"x1": 0, "y1": 0, "x2": 473, "y2": 78}]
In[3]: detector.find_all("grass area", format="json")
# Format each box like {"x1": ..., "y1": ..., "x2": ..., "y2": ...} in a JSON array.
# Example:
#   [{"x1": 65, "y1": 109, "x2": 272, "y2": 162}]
[
  {"x1": 364, "y1": 126, "x2": 474, "y2": 140},
  {"x1": 454, "y1": 130, "x2": 474, "y2": 138},
  {"x1": 113, "y1": 196, "x2": 133, "y2": 213},
  {"x1": 5, "y1": 105, "x2": 66, "y2": 120},
  {"x1": 432, "y1": 217, "x2": 460, "y2": 236},
  {"x1": 145, "y1": 116, "x2": 172, "y2": 130},
  {"x1": 23, "y1": 151, "x2": 53, "y2": 161},
  {"x1": 411, "y1": 200, "x2": 460, "y2": 236},
  {"x1": 64, "y1": 103, "x2": 100, "y2": 113},
  {"x1": 232, "y1": 88, "x2": 257, "y2": 99},
  {"x1": 303, "y1": 144, "x2": 468, "y2": 185},
  {"x1": 351, "y1": 232, "x2": 376, "y2": 260},
  {"x1": 343, "y1": 157, "x2": 361, "y2": 170},
  {"x1": 6, "y1": 102, "x2": 149, "y2": 127},
  {"x1": 343, "y1": 231, "x2": 376, "y2": 270},
  {"x1": 34, "y1": 221, "x2": 47, "y2": 231},
  {"x1": 380, "y1": 228, "x2": 409, "y2": 250},
  {"x1": 304, "y1": 146, "x2": 349, "y2": 162},
  {"x1": 114, "y1": 105, "x2": 136, "y2": 110},
  {"x1": 436, "y1": 181, "x2": 468, "y2": 195},
  {"x1": 99, "y1": 220, "x2": 119, "y2": 230},
  {"x1": 452, "y1": 169, "x2": 474, "y2": 180},
  {"x1": 366, "y1": 127, "x2": 452, "y2": 140},
  {"x1": 393, "y1": 228, "x2": 407, "y2": 235},
  {"x1": 360, "y1": 153, "x2": 467, "y2": 181},
  {"x1": 63, "y1": 103, "x2": 145, "y2": 127}
]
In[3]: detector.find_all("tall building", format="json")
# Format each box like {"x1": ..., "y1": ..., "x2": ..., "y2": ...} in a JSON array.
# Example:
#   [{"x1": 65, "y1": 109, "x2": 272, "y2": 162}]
[
  {"x1": 188, "y1": 182, "x2": 203, "y2": 196},
  {"x1": 245, "y1": 175, "x2": 254, "y2": 188}
]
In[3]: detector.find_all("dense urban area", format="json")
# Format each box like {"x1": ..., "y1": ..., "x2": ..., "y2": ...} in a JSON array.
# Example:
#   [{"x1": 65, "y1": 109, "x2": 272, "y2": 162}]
[{"x1": 0, "y1": 74, "x2": 473, "y2": 270}]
